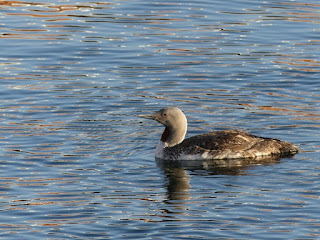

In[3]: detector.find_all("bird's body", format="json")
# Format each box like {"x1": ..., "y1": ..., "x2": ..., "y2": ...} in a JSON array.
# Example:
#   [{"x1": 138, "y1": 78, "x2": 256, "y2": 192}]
[{"x1": 140, "y1": 107, "x2": 298, "y2": 161}]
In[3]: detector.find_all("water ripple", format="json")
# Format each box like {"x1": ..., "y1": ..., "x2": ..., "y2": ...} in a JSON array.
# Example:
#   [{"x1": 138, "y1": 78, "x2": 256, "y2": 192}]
[{"x1": 0, "y1": 0, "x2": 319, "y2": 239}]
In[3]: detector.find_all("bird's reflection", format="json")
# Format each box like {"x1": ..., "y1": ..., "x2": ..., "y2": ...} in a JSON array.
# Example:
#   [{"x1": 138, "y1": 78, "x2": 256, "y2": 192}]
[
  {"x1": 162, "y1": 167, "x2": 191, "y2": 203},
  {"x1": 156, "y1": 156, "x2": 284, "y2": 205}
]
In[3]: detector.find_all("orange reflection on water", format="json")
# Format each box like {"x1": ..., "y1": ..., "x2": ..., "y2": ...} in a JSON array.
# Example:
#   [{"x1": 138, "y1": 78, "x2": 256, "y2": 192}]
[
  {"x1": 274, "y1": 58, "x2": 320, "y2": 73},
  {"x1": 0, "y1": 0, "x2": 100, "y2": 39},
  {"x1": 240, "y1": 102, "x2": 320, "y2": 124},
  {"x1": 0, "y1": 1, "x2": 45, "y2": 7},
  {"x1": 281, "y1": 1, "x2": 320, "y2": 24}
]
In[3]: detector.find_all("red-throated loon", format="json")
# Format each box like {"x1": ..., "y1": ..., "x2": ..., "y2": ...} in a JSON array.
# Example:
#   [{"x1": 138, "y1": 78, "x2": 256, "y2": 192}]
[{"x1": 140, "y1": 107, "x2": 298, "y2": 160}]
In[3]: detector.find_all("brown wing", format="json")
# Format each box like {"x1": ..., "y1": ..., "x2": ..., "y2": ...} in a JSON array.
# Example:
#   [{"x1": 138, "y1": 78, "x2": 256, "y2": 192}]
[
  {"x1": 180, "y1": 130, "x2": 259, "y2": 150},
  {"x1": 167, "y1": 130, "x2": 298, "y2": 160}
]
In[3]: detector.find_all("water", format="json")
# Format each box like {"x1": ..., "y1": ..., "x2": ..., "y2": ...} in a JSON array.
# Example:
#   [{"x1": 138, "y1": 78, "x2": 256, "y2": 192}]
[{"x1": 0, "y1": 0, "x2": 319, "y2": 239}]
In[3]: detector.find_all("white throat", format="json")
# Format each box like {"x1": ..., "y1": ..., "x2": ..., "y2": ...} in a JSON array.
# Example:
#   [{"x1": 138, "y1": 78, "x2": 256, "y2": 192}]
[{"x1": 155, "y1": 141, "x2": 167, "y2": 159}]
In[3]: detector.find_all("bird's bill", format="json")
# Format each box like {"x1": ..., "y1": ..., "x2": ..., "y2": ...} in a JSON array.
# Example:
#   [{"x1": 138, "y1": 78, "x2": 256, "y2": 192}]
[{"x1": 137, "y1": 114, "x2": 154, "y2": 120}]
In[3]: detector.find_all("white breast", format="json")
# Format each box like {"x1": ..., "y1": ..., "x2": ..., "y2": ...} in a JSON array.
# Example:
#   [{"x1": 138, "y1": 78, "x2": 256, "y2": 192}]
[{"x1": 155, "y1": 141, "x2": 167, "y2": 159}]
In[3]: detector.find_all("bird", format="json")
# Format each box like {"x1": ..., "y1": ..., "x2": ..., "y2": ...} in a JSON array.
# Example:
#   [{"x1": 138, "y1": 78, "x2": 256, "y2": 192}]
[{"x1": 139, "y1": 107, "x2": 298, "y2": 161}]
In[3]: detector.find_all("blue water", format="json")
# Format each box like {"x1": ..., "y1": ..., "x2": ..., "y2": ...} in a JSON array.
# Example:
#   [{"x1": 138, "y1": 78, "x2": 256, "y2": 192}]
[{"x1": 0, "y1": 0, "x2": 319, "y2": 239}]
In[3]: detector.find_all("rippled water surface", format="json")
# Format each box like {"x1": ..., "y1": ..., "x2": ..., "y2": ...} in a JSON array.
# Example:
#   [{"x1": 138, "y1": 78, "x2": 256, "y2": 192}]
[{"x1": 0, "y1": 0, "x2": 320, "y2": 239}]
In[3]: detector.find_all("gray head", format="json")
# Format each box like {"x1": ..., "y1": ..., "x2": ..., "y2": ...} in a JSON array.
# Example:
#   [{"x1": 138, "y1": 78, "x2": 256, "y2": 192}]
[{"x1": 140, "y1": 107, "x2": 188, "y2": 147}]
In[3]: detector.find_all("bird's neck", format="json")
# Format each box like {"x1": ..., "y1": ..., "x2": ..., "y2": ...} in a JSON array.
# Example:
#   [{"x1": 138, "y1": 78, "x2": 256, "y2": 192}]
[{"x1": 161, "y1": 126, "x2": 187, "y2": 147}]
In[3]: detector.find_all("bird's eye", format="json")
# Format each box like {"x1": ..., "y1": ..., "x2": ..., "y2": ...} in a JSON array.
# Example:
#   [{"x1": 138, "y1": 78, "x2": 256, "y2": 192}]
[{"x1": 163, "y1": 113, "x2": 167, "y2": 117}]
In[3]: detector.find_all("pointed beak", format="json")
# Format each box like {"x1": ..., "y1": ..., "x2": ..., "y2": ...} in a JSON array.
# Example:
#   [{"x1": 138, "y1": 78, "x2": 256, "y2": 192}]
[
  {"x1": 138, "y1": 114, "x2": 155, "y2": 120},
  {"x1": 138, "y1": 111, "x2": 161, "y2": 122}
]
